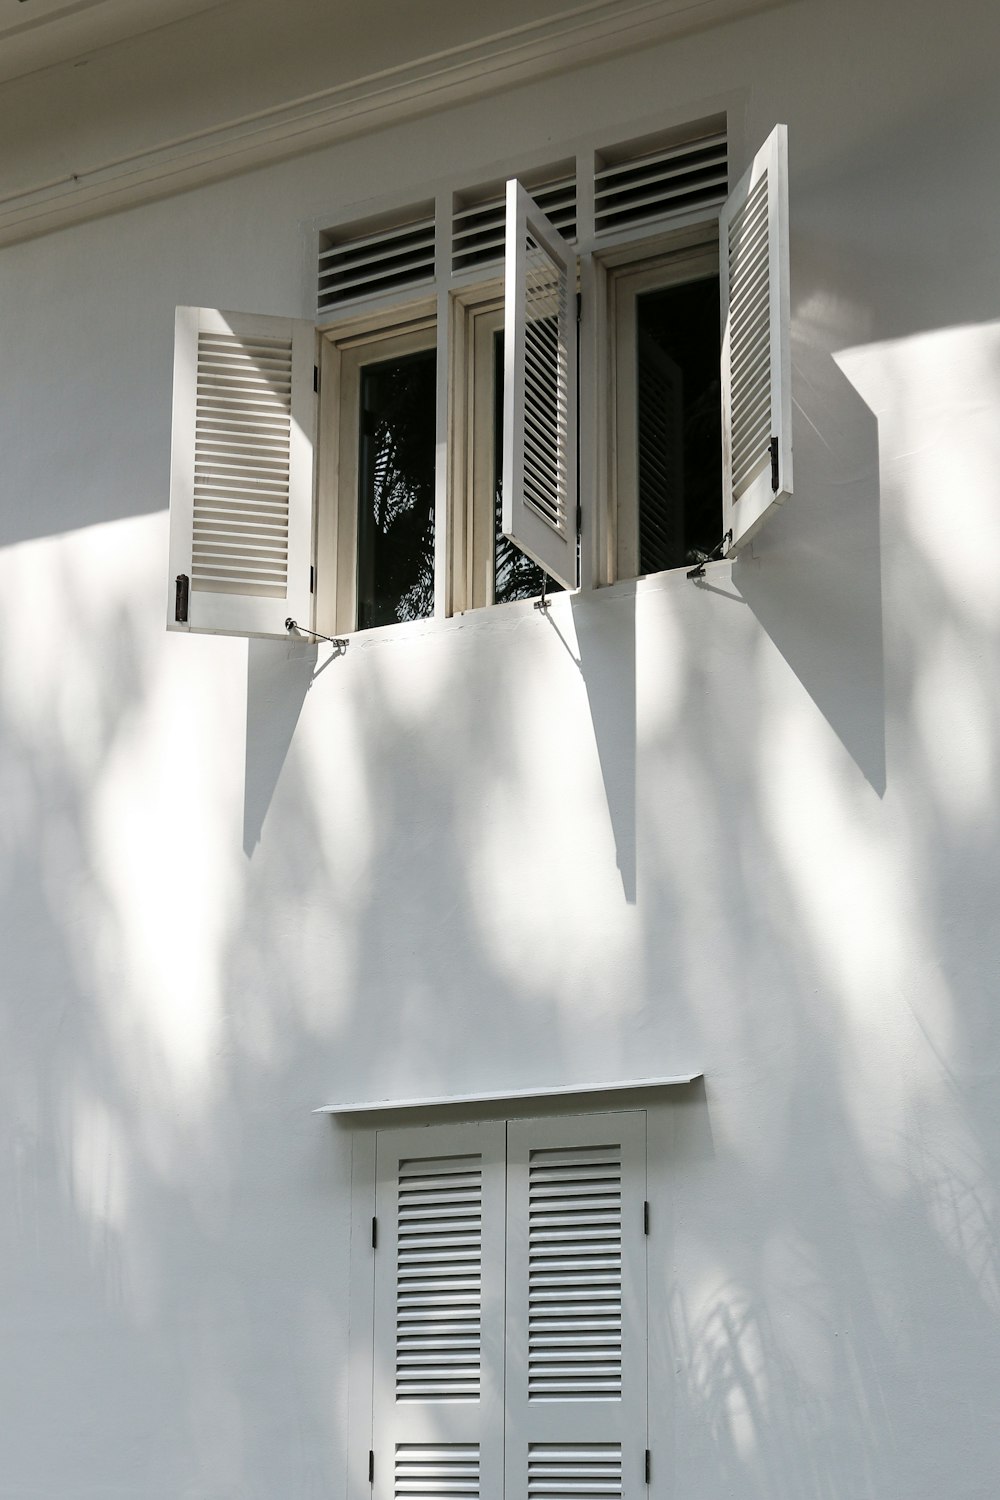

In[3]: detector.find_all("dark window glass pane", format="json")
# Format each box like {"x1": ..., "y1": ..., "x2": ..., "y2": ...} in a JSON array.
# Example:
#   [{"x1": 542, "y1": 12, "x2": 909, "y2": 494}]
[
  {"x1": 357, "y1": 347, "x2": 436, "y2": 630},
  {"x1": 635, "y1": 277, "x2": 721, "y2": 574},
  {"x1": 491, "y1": 330, "x2": 562, "y2": 605}
]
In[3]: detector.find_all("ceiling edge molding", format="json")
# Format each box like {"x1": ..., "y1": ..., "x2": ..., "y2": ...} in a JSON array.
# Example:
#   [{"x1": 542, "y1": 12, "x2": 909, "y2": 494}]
[{"x1": 0, "y1": 0, "x2": 779, "y2": 247}]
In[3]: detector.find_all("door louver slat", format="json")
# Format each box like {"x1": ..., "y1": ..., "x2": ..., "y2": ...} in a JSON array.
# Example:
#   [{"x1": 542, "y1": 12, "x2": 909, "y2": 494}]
[
  {"x1": 527, "y1": 1145, "x2": 623, "y2": 1402},
  {"x1": 318, "y1": 207, "x2": 435, "y2": 314},
  {"x1": 396, "y1": 1155, "x2": 483, "y2": 1402},
  {"x1": 527, "y1": 1444, "x2": 623, "y2": 1500},
  {"x1": 395, "y1": 1445, "x2": 480, "y2": 1500},
  {"x1": 191, "y1": 331, "x2": 293, "y2": 598},
  {"x1": 595, "y1": 128, "x2": 727, "y2": 236}
]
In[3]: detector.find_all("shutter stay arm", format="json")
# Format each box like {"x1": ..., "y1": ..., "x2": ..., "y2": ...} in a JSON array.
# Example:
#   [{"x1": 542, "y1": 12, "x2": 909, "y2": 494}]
[
  {"x1": 685, "y1": 529, "x2": 732, "y2": 580},
  {"x1": 285, "y1": 617, "x2": 348, "y2": 652}
]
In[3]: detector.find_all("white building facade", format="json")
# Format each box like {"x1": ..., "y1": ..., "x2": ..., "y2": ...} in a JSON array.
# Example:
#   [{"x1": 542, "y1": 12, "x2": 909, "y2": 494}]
[{"x1": 1, "y1": 0, "x2": 999, "y2": 1495}]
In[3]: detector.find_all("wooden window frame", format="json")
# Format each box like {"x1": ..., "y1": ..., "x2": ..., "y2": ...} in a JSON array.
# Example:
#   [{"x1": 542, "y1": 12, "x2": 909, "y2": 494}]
[{"x1": 605, "y1": 233, "x2": 721, "y2": 584}]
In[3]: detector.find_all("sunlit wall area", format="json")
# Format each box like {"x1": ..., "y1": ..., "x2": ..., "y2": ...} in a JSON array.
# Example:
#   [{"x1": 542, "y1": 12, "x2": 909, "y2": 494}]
[{"x1": 0, "y1": 0, "x2": 998, "y2": 1495}]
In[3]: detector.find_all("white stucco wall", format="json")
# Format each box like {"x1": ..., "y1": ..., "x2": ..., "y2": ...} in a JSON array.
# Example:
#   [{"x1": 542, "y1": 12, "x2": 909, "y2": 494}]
[{"x1": 1, "y1": 0, "x2": 999, "y2": 1494}]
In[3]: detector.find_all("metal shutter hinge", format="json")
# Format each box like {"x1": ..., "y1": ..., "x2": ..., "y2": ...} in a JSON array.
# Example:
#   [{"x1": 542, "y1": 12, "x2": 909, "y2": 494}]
[
  {"x1": 309, "y1": 564, "x2": 315, "y2": 594},
  {"x1": 371, "y1": 1216, "x2": 378, "y2": 1249},
  {"x1": 643, "y1": 1200, "x2": 650, "y2": 1235},
  {"x1": 174, "y1": 574, "x2": 189, "y2": 624},
  {"x1": 368, "y1": 1450, "x2": 374, "y2": 1485},
  {"x1": 314, "y1": 365, "x2": 320, "y2": 394},
  {"x1": 769, "y1": 435, "x2": 779, "y2": 492},
  {"x1": 645, "y1": 1450, "x2": 651, "y2": 1485}
]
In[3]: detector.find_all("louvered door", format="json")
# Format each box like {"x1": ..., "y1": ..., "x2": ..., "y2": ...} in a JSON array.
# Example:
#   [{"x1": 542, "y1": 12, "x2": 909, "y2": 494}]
[
  {"x1": 504, "y1": 1114, "x2": 647, "y2": 1500},
  {"x1": 167, "y1": 307, "x2": 316, "y2": 637},
  {"x1": 373, "y1": 1124, "x2": 506, "y2": 1500},
  {"x1": 720, "y1": 125, "x2": 792, "y2": 551},
  {"x1": 502, "y1": 179, "x2": 578, "y2": 593}
]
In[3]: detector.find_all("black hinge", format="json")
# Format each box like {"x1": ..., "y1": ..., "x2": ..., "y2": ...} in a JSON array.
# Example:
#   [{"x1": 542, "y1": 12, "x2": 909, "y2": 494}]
[
  {"x1": 576, "y1": 500, "x2": 582, "y2": 536},
  {"x1": 769, "y1": 434, "x2": 779, "y2": 492},
  {"x1": 576, "y1": 289, "x2": 582, "y2": 322},
  {"x1": 643, "y1": 1200, "x2": 650, "y2": 1235},
  {"x1": 644, "y1": 1450, "x2": 651, "y2": 1485},
  {"x1": 368, "y1": 1450, "x2": 374, "y2": 1485},
  {"x1": 371, "y1": 1216, "x2": 378, "y2": 1249},
  {"x1": 309, "y1": 564, "x2": 315, "y2": 594},
  {"x1": 174, "y1": 573, "x2": 189, "y2": 624},
  {"x1": 313, "y1": 365, "x2": 319, "y2": 394}
]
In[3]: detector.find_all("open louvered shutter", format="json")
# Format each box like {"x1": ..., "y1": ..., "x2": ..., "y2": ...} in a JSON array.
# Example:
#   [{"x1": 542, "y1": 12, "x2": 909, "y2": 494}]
[
  {"x1": 504, "y1": 1114, "x2": 647, "y2": 1500},
  {"x1": 373, "y1": 1123, "x2": 506, "y2": 1500},
  {"x1": 720, "y1": 124, "x2": 792, "y2": 551},
  {"x1": 167, "y1": 307, "x2": 316, "y2": 638},
  {"x1": 502, "y1": 179, "x2": 578, "y2": 592}
]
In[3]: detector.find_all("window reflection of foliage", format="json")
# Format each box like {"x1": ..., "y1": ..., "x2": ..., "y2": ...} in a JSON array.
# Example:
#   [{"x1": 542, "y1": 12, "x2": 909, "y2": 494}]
[{"x1": 362, "y1": 352, "x2": 436, "y2": 626}]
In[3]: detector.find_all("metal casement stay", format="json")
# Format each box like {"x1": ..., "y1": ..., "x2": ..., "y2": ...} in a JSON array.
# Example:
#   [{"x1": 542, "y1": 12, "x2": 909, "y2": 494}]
[{"x1": 685, "y1": 527, "x2": 733, "y2": 579}]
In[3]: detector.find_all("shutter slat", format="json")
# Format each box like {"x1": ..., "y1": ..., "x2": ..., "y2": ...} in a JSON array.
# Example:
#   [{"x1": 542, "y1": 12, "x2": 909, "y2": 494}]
[
  {"x1": 721, "y1": 125, "x2": 792, "y2": 546},
  {"x1": 167, "y1": 308, "x2": 316, "y2": 634}
]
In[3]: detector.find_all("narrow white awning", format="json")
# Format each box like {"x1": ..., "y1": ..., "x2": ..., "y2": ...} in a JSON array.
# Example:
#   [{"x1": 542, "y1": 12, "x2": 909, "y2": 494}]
[{"x1": 315, "y1": 1072, "x2": 702, "y2": 1116}]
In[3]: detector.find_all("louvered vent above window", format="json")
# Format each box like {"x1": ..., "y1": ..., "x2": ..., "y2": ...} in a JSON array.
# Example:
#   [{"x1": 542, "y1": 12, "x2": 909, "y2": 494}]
[
  {"x1": 453, "y1": 165, "x2": 575, "y2": 275},
  {"x1": 318, "y1": 203, "x2": 435, "y2": 315},
  {"x1": 595, "y1": 120, "x2": 728, "y2": 237}
]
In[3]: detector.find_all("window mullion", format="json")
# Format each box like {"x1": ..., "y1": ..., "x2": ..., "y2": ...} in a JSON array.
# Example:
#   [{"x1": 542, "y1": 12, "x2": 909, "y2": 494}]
[{"x1": 433, "y1": 192, "x2": 452, "y2": 618}]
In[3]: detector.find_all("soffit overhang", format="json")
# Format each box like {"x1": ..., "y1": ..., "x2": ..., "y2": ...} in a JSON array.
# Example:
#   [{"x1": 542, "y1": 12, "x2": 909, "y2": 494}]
[{"x1": 0, "y1": 0, "x2": 788, "y2": 246}]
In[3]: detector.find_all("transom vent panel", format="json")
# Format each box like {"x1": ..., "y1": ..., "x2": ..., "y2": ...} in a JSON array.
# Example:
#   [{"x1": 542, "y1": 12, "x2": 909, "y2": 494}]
[
  {"x1": 527, "y1": 1142, "x2": 623, "y2": 1400},
  {"x1": 191, "y1": 330, "x2": 293, "y2": 599},
  {"x1": 396, "y1": 1153, "x2": 484, "y2": 1401},
  {"x1": 318, "y1": 204, "x2": 435, "y2": 314},
  {"x1": 452, "y1": 167, "x2": 576, "y2": 274},
  {"x1": 595, "y1": 124, "x2": 728, "y2": 236}
]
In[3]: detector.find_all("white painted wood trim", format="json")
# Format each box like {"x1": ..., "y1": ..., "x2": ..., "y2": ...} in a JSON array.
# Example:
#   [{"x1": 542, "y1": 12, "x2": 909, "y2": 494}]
[
  {"x1": 0, "y1": 0, "x2": 784, "y2": 246},
  {"x1": 315, "y1": 1073, "x2": 702, "y2": 1114},
  {"x1": 502, "y1": 177, "x2": 579, "y2": 591}
]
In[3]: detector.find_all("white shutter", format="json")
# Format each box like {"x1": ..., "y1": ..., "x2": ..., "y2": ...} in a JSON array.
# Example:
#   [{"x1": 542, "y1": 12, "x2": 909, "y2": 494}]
[
  {"x1": 502, "y1": 179, "x2": 578, "y2": 592},
  {"x1": 504, "y1": 1114, "x2": 647, "y2": 1500},
  {"x1": 167, "y1": 307, "x2": 316, "y2": 638},
  {"x1": 720, "y1": 124, "x2": 792, "y2": 551},
  {"x1": 373, "y1": 1123, "x2": 506, "y2": 1500}
]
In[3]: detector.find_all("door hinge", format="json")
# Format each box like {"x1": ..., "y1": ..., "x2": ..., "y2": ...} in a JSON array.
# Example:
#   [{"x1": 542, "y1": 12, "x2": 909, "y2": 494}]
[
  {"x1": 371, "y1": 1216, "x2": 378, "y2": 1249},
  {"x1": 314, "y1": 364, "x2": 320, "y2": 394},
  {"x1": 174, "y1": 573, "x2": 190, "y2": 624},
  {"x1": 769, "y1": 434, "x2": 779, "y2": 492},
  {"x1": 576, "y1": 500, "x2": 582, "y2": 536},
  {"x1": 368, "y1": 1450, "x2": 375, "y2": 1485},
  {"x1": 309, "y1": 564, "x2": 315, "y2": 594},
  {"x1": 644, "y1": 1449, "x2": 651, "y2": 1485},
  {"x1": 643, "y1": 1200, "x2": 650, "y2": 1235}
]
